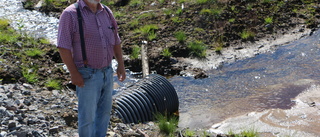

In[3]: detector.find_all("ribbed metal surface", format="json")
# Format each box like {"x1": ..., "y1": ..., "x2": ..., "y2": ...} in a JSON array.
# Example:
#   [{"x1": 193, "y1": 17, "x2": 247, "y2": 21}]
[{"x1": 113, "y1": 74, "x2": 179, "y2": 123}]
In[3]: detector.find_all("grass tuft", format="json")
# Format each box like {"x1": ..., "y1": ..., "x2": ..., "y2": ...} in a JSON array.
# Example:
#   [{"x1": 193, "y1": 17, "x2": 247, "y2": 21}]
[
  {"x1": 154, "y1": 112, "x2": 178, "y2": 136},
  {"x1": 161, "y1": 48, "x2": 172, "y2": 57},
  {"x1": 187, "y1": 41, "x2": 207, "y2": 58},
  {"x1": 174, "y1": 31, "x2": 187, "y2": 43},
  {"x1": 45, "y1": 79, "x2": 62, "y2": 90},
  {"x1": 130, "y1": 45, "x2": 141, "y2": 59}
]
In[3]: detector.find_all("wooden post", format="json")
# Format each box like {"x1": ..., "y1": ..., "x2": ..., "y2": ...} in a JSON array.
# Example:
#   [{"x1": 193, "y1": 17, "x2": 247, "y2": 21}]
[{"x1": 141, "y1": 41, "x2": 149, "y2": 78}]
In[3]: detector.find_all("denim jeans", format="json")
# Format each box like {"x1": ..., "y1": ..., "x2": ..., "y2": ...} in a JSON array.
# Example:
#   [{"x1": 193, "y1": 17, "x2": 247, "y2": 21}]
[{"x1": 76, "y1": 65, "x2": 113, "y2": 137}]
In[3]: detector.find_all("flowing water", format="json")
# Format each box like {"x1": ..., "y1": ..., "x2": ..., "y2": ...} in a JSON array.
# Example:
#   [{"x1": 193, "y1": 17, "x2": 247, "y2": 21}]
[
  {"x1": 1, "y1": 0, "x2": 320, "y2": 131},
  {"x1": 173, "y1": 29, "x2": 320, "y2": 129}
]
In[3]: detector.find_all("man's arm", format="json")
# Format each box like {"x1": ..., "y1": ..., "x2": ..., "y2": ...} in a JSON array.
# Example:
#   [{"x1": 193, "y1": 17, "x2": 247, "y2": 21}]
[
  {"x1": 114, "y1": 44, "x2": 126, "y2": 82},
  {"x1": 58, "y1": 47, "x2": 84, "y2": 87}
]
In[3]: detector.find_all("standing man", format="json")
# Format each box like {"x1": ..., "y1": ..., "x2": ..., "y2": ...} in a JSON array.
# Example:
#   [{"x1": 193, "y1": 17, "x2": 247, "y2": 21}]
[{"x1": 57, "y1": 0, "x2": 126, "y2": 136}]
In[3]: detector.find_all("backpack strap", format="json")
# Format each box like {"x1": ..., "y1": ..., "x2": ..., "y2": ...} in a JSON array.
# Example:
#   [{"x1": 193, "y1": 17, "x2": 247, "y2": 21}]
[{"x1": 74, "y1": 2, "x2": 88, "y2": 67}]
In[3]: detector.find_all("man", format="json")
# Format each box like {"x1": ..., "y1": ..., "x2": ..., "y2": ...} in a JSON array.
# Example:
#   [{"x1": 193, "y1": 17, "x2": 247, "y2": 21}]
[{"x1": 57, "y1": 0, "x2": 126, "y2": 136}]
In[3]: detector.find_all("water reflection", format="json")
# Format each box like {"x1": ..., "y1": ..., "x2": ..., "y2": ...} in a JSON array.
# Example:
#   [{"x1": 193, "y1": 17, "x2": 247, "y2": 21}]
[{"x1": 171, "y1": 29, "x2": 320, "y2": 128}]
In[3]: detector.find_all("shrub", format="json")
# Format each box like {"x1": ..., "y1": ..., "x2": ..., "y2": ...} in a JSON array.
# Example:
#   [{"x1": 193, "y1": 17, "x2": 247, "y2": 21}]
[{"x1": 187, "y1": 41, "x2": 207, "y2": 58}]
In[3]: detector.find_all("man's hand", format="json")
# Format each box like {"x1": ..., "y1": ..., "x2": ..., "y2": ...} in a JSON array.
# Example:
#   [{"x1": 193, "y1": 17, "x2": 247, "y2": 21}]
[
  {"x1": 71, "y1": 71, "x2": 84, "y2": 87},
  {"x1": 116, "y1": 64, "x2": 126, "y2": 82}
]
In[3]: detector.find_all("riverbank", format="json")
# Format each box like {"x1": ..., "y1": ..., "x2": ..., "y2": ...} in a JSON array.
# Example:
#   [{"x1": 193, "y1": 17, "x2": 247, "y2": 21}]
[{"x1": 1, "y1": 0, "x2": 320, "y2": 136}]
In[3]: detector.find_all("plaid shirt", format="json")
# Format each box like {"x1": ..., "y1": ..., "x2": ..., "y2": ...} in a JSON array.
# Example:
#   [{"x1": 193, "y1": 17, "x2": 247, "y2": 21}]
[{"x1": 57, "y1": 0, "x2": 121, "y2": 69}]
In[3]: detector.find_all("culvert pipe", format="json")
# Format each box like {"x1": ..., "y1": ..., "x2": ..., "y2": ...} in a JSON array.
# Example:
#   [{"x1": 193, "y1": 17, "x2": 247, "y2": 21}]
[{"x1": 113, "y1": 74, "x2": 179, "y2": 124}]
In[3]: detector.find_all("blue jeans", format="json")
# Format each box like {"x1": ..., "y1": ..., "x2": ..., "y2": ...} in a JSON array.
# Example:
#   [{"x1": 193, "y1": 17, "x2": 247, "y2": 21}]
[{"x1": 76, "y1": 66, "x2": 113, "y2": 137}]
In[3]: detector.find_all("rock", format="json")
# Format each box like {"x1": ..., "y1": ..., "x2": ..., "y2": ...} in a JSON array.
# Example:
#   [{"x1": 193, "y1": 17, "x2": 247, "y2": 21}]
[
  {"x1": 0, "y1": 131, "x2": 7, "y2": 137},
  {"x1": 8, "y1": 120, "x2": 16, "y2": 130}
]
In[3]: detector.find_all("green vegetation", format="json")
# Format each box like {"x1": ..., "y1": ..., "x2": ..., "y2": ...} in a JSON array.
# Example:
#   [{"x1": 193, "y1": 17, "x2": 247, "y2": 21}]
[
  {"x1": 22, "y1": 67, "x2": 39, "y2": 84},
  {"x1": 0, "y1": 19, "x2": 61, "y2": 89},
  {"x1": 240, "y1": 30, "x2": 255, "y2": 40},
  {"x1": 264, "y1": 17, "x2": 273, "y2": 24},
  {"x1": 136, "y1": 24, "x2": 159, "y2": 41},
  {"x1": 44, "y1": 0, "x2": 53, "y2": 6},
  {"x1": 195, "y1": 0, "x2": 216, "y2": 5},
  {"x1": 45, "y1": 79, "x2": 62, "y2": 90},
  {"x1": 0, "y1": 19, "x2": 20, "y2": 43},
  {"x1": 25, "y1": 48, "x2": 44, "y2": 57},
  {"x1": 187, "y1": 41, "x2": 207, "y2": 58},
  {"x1": 228, "y1": 128, "x2": 259, "y2": 137},
  {"x1": 39, "y1": 38, "x2": 50, "y2": 44},
  {"x1": 174, "y1": 31, "x2": 187, "y2": 43},
  {"x1": 154, "y1": 112, "x2": 179, "y2": 136},
  {"x1": 129, "y1": 0, "x2": 142, "y2": 7},
  {"x1": 183, "y1": 128, "x2": 196, "y2": 137},
  {"x1": 161, "y1": 48, "x2": 172, "y2": 57},
  {"x1": 130, "y1": 45, "x2": 141, "y2": 59},
  {"x1": 171, "y1": 17, "x2": 182, "y2": 23}
]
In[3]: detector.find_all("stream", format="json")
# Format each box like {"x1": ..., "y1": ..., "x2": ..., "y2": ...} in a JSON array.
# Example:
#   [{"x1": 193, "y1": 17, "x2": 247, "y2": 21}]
[
  {"x1": 174, "y1": 29, "x2": 320, "y2": 129},
  {"x1": 1, "y1": 0, "x2": 320, "y2": 132}
]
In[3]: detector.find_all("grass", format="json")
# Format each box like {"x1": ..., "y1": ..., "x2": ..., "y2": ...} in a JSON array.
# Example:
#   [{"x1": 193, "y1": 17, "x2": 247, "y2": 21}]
[
  {"x1": 136, "y1": 24, "x2": 159, "y2": 41},
  {"x1": 195, "y1": 0, "x2": 216, "y2": 5},
  {"x1": 129, "y1": 0, "x2": 142, "y2": 7},
  {"x1": 187, "y1": 41, "x2": 207, "y2": 58},
  {"x1": 0, "y1": 19, "x2": 20, "y2": 43},
  {"x1": 130, "y1": 45, "x2": 141, "y2": 59},
  {"x1": 171, "y1": 17, "x2": 182, "y2": 23},
  {"x1": 39, "y1": 38, "x2": 51, "y2": 44},
  {"x1": 228, "y1": 128, "x2": 259, "y2": 137},
  {"x1": 174, "y1": 31, "x2": 187, "y2": 43},
  {"x1": 45, "y1": 79, "x2": 62, "y2": 90},
  {"x1": 183, "y1": 128, "x2": 196, "y2": 137},
  {"x1": 161, "y1": 48, "x2": 172, "y2": 57},
  {"x1": 25, "y1": 48, "x2": 44, "y2": 57},
  {"x1": 154, "y1": 112, "x2": 179, "y2": 136},
  {"x1": 22, "y1": 68, "x2": 39, "y2": 83},
  {"x1": 264, "y1": 17, "x2": 273, "y2": 24},
  {"x1": 240, "y1": 30, "x2": 255, "y2": 40},
  {"x1": 0, "y1": 19, "x2": 9, "y2": 30}
]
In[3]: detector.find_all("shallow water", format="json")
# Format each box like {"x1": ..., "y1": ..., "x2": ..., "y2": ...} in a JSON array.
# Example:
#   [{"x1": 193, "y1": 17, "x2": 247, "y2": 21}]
[
  {"x1": 172, "y1": 29, "x2": 320, "y2": 128},
  {"x1": 2, "y1": 0, "x2": 320, "y2": 131}
]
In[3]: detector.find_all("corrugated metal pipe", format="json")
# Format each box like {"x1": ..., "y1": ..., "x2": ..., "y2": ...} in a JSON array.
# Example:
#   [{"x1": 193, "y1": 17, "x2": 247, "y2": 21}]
[{"x1": 113, "y1": 74, "x2": 179, "y2": 123}]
